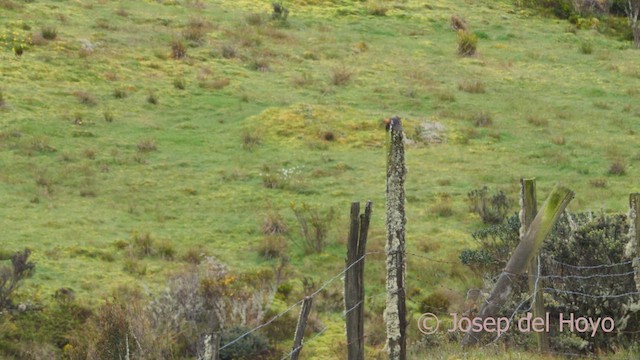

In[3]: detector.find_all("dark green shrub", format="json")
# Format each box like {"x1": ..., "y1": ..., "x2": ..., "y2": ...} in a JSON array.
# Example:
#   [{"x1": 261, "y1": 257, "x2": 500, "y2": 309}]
[
  {"x1": 460, "y1": 211, "x2": 640, "y2": 353},
  {"x1": 518, "y1": 0, "x2": 574, "y2": 19},
  {"x1": 419, "y1": 292, "x2": 451, "y2": 314},
  {"x1": 147, "y1": 92, "x2": 158, "y2": 105},
  {"x1": 271, "y1": 2, "x2": 289, "y2": 22},
  {"x1": 467, "y1": 186, "x2": 512, "y2": 225},
  {"x1": 219, "y1": 326, "x2": 272, "y2": 360}
]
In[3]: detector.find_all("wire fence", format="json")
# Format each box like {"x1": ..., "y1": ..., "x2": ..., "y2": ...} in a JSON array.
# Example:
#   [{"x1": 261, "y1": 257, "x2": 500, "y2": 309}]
[{"x1": 217, "y1": 248, "x2": 640, "y2": 359}]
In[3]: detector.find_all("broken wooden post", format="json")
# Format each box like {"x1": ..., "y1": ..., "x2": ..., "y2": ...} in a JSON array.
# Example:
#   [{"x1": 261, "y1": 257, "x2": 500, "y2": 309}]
[
  {"x1": 625, "y1": 193, "x2": 640, "y2": 291},
  {"x1": 384, "y1": 116, "x2": 407, "y2": 360},
  {"x1": 462, "y1": 185, "x2": 574, "y2": 347},
  {"x1": 345, "y1": 201, "x2": 372, "y2": 360},
  {"x1": 291, "y1": 296, "x2": 313, "y2": 360},
  {"x1": 520, "y1": 178, "x2": 549, "y2": 353}
]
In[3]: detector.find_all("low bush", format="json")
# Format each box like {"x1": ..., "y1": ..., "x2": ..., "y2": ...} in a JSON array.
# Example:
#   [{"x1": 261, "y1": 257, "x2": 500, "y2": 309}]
[
  {"x1": 472, "y1": 111, "x2": 493, "y2": 127},
  {"x1": 457, "y1": 30, "x2": 477, "y2": 56},
  {"x1": 242, "y1": 132, "x2": 262, "y2": 150},
  {"x1": 467, "y1": 186, "x2": 512, "y2": 225},
  {"x1": 271, "y1": 2, "x2": 289, "y2": 22},
  {"x1": 137, "y1": 139, "x2": 157, "y2": 152},
  {"x1": 290, "y1": 202, "x2": 335, "y2": 254},
  {"x1": 608, "y1": 159, "x2": 626, "y2": 175},
  {"x1": 171, "y1": 38, "x2": 187, "y2": 59},
  {"x1": 40, "y1": 26, "x2": 57, "y2": 40},
  {"x1": 0, "y1": 249, "x2": 35, "y2": 310},
  {"x1": 330, "y1": 65, "x2": 352, "y2": 86},
  {"x1": 460, "y1": 211, "x2": 640, "y2": 353}
]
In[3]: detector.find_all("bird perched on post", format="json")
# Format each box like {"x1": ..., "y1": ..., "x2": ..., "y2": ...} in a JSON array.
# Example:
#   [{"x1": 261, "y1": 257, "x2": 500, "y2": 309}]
[{"x1": 383, "y1": 116, "x2": 401, "y2": 131}]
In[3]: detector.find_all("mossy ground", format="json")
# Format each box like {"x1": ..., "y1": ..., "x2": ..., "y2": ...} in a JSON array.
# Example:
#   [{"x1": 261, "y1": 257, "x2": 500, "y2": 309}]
[{"x1": 1, "y1": 0, "x2": 640, "y2": 358}]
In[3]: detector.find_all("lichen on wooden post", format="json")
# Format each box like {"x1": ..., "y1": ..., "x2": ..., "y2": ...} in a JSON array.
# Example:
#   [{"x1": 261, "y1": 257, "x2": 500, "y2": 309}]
[
  {"x1": 384, "y1": 116, "x2": 407, "y2": 360},
  {"x1": 625, "y1": 193, "x2": 640, "y2": 291}
]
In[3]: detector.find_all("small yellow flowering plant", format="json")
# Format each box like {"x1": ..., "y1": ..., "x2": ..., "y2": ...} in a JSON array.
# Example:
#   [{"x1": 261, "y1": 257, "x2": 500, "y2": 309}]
[{"x1": 0, "y1": 26, "x2": 32, "y2": 54}]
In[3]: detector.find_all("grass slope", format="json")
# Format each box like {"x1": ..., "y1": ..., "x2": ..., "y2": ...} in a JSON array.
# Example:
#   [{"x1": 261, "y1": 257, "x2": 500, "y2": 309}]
[{"x1": 1, "y1": 0, "x2": 640, "y2": 358}]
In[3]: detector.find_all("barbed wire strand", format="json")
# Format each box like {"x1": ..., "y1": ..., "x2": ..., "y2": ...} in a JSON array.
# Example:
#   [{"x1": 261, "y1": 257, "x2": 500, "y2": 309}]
[
  {"x1": 220, "y1": 251, "x2": 373, "y2": 351},
  {"x1": 549, "y1": 257, "x2": 640, "y2": 270},
  {"x1": 542, "y1": 288, "x2": 640, "y2": 299}
]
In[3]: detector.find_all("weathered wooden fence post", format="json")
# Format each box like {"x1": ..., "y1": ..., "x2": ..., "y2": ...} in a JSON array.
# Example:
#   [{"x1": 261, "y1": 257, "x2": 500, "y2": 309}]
[
  {"x1": 462, "y1": 185, "x2": 574, "y2": 347},
  {"x1": 520, "y1": 178, "x2": 548, "y2": 352},
  {"x1": 203, "y1": 332, "x2": 220, "y2": 360},
  {"x1": 291, "y1": 296, "x2": 313, "y2": 360},
  {"x1": 626, "y1": 193, "x2": 640, "y2": 291},
  {"x1": 384, "y1": 116, "x2": 407, "y2": 360},
  {"x1": 345, "y1": 201, "x2": 372, "y2": 360}
]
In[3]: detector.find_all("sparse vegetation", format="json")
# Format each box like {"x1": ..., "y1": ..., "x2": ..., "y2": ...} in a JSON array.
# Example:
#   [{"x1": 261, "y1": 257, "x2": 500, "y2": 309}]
[
  {"x1": 74, "y1": 91, "x2": 97, "y2": 106},
  {"x1": 170, "y1": 38, "x2": 187, "y2": 59},
  {"x1": 330, "y1": 65, "x2": 353, "y2": 86},
  {"x1": 608, "y1": 159, "x2": 627, "y2": 175},
  {"x1": 457, "y1": 30, "x2": 478, "y2": 56},
  {"x1": 458, "y1": 79, "x2": 485, "y2": 93},
  {"x1": 242, "y1": 131, "x2": 262, "y2": 150},
  {"x1": 2, "y1": 0, "x2": 640, "y2": 358},
  {"x1": 291, "y1": 202, "x2": 335, "y2": 254},
  {"x1": 472, "y1": 111, "x2": 493, "y2": 127},
  {"x1": 137, "y1": 138, "x2": 157, "y2": 152},
  {"x1": 467, "y1": 186, "x2": 511, "y2": 225},
  {"x1": 40, "y1": 26, "x2": 57, "y2": 40}
]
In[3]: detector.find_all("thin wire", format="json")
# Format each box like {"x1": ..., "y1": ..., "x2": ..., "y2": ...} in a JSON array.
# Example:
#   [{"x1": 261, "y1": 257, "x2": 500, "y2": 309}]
[
  {"x1": 543, "y1": 288, "x2": 640, "y2": 299},
  {"x1": 220, "y1": 252, "x2": 369, "y2": 351},
  {"x1": 537, "y1": 269, "x2": 640, "y2": 280},
  {"x1": 343, "y1": 300, "x2": 363, "y2": 317},
  {"x1": 218, "y1": 299, "x2": 303, "y2": 351},
  {"x1": 548, "y1": 257, "x2": 640, "y2": 270}
]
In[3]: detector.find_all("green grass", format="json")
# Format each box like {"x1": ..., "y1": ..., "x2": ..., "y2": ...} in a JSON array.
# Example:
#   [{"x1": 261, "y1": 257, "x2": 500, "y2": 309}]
[{"x1": 1, "y1": 0, "x2": 640, "y2": 358}]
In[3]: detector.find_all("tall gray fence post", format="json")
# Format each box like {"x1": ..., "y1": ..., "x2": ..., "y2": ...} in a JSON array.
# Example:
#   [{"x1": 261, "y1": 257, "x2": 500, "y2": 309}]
[
  {"x1": 384, "y1": 116, "x2": 407, "y2": 360},
  {"x1": 626, "y1": 193, "x2": 640, "y2": 291}
]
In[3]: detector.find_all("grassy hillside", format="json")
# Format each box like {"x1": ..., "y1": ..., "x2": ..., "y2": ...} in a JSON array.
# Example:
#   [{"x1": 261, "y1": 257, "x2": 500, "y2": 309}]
[{"x1": 1, "y1": 0, "x2": 640, "y2": 358}]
